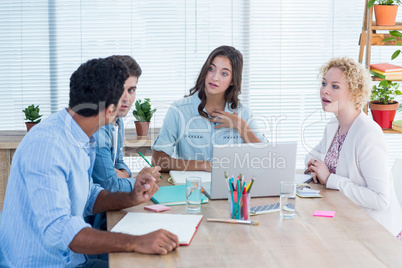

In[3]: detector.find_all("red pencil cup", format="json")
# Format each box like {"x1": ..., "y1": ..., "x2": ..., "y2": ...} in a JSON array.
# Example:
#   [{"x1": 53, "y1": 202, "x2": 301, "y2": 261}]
[{"x1": 228, "y1": 191, "x2": 251, "y2": 220}]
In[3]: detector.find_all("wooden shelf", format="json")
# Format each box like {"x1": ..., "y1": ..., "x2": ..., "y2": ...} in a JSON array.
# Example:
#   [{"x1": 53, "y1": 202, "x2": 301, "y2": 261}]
[
  {"x1": 383, "y1": 128, "x2": 402, "y2": 134},
  {"x1": 372, "y1": 22, "x2": 402, "y2": 31},
  {"x1": 360, "y1": 33, "x2": 399, "y2": 46},
  {"x1": 371, "y1": 76, "x2": 402, "y2": 81},
  {"x1": 359, "y1": 1, "x2": 402, "y2": 134},
  {"x1": 359, "y1": 1, "x2": 402, "y2": 68}
]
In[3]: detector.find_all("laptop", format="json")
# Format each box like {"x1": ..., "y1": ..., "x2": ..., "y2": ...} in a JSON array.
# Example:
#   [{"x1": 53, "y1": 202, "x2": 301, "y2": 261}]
[{"x1": 202, "y1": 142, "x2": 297, "y2": 199}]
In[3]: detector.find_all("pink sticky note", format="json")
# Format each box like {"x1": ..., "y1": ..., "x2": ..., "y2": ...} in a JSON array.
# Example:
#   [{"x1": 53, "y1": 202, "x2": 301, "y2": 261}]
[
  {"x1": 144, "y1": 204, "x2": 171, "y2": 212},
  {"x1": 313, "y1": 210, "x2": 335, "y2": 218}
]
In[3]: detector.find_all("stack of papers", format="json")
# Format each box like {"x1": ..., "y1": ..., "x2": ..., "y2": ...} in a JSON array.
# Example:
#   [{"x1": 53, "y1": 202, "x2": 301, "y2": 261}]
[{"x1": 296, "y1": 183, "x2": 322, "y2": 198}]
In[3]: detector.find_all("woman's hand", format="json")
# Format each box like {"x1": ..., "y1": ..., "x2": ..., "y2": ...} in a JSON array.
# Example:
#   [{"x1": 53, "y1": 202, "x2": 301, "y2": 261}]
[
  {"x1": 208, "y1": 109, "x2": 245, "y2": 132},
  {"x1": 306, "y1": 158, "x2": 330, "y2": 185},
  {"x1": 209, "y1": 109, "x2": 261, "y2": 143}
]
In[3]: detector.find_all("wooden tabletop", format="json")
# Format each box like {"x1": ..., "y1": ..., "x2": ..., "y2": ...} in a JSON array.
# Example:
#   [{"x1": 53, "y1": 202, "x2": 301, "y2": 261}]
[{"x1": 107, "y1": 175, "x2": 402, "y2": 267}]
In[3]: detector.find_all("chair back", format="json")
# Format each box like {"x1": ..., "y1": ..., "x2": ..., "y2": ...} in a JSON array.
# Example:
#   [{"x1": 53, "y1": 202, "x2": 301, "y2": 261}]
[{"x1": 392, "y1": 158, "x2": 402, "y2": 207}]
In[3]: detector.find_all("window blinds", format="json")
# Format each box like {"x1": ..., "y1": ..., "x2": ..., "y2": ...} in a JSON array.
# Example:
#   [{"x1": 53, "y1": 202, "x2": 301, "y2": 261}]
[{"x1": 0, "y1": 0, "x2": 401, "y2": 168}]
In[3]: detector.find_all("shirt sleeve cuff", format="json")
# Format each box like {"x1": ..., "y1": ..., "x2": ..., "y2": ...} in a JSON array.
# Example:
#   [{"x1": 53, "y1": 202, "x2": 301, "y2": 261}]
[
  {"x1": 326, "y1": 173, "x2": 340, "y2": 190},
  {"x1": 85, "y1": 184, "x2": 104, "y2": 215},
  {"x1": 62, "y1": 216, "x2": 92, "y2": 249},
  {"x1": 126, "y1": 177, "x2": 136, "y2": 191},
  {"x1": 151, "y1": 136, "x2": 174, "y2": 157}
]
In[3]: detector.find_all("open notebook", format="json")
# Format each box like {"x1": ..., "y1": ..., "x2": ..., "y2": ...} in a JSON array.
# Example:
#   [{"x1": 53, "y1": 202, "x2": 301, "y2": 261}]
[
  {"x1": 151, "y1": 185, "x2": 208, "y2": 206},
  {"x1": 111, "y1": 212, "x2": 203, "y2": 246}
]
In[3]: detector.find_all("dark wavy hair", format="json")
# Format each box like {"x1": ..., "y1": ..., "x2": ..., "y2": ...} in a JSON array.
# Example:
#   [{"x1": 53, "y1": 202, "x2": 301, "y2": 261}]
[
  {"x1": 188, "y1": 45, "x2": 243, "y2": 118},
  {"x1": 69, "y1": 58, "x2": 129, "y2": 117}
]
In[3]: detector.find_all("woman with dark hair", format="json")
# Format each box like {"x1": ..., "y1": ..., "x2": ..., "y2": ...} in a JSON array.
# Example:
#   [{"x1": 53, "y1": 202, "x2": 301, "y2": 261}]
[{"x1": 152, "y1": 45, "x2": 266, "y2": 172}]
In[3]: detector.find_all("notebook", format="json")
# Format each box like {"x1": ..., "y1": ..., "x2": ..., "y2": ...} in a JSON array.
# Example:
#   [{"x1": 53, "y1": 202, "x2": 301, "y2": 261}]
[
  {"x1": 202, "y1": 142, "x2": 297, "y2": 199},
  {"x1": 111, "y1": 212, "x2": 203, "y2": 245},
  {"x1": 168, "y1": 170, "x2": 211, "y2": 185},
  {"x1": 151, "y1": 185, "x2": 209, "y2": 206}
]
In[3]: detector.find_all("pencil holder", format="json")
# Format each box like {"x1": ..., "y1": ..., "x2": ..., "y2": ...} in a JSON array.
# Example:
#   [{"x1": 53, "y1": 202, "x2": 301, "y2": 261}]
[{"x1": 228, "y1": 191, "x2": 251, "y2": 220}]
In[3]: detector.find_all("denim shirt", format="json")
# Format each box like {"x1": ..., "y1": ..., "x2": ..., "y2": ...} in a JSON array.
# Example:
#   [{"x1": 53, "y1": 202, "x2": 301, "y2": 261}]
[
  {"x1": 0, "y1": 109, "x2": 103, "y2": 267},
  {"x1": 152, "y1": 94, "x2": 267, "y2": 161},
  {"x1": 92, "y1": 118, "x2": 135, "y2": 193}
]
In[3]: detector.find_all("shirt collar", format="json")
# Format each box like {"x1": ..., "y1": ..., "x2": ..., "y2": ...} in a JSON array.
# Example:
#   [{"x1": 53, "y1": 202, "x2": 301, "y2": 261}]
[{"x1": 59, "y1": 108, "x2": 95, "y2": 150}]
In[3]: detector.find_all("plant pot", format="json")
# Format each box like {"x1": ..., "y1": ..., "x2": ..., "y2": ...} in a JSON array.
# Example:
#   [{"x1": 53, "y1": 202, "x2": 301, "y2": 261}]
[
  {"x1": 134, "y1": 121, "x2": 150, "y2": 136},
  {"x1": 25, "y1": 122, "x2": 38, "y2": 132},
  {"x1": 369, "y1": 101, "x2": 399, "y2": 129},
  {"x1": 374, "y1": 4, "x2": 398, "y2": 26}
]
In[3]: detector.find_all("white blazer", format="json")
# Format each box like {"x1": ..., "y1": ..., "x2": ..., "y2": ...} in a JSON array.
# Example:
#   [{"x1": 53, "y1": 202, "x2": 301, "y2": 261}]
[{"x1": 305, "y1": 112, "x2": 402, "y2": 236}]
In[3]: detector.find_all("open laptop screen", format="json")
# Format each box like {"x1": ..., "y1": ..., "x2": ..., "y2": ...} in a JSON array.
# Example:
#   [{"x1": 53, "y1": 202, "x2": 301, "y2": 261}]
[{"x1": 204, "y1": 142, "x2": 297, "y2": 199}]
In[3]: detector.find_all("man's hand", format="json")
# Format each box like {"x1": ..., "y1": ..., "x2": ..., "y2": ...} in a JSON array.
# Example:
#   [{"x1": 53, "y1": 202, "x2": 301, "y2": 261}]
[
  {"x1": 129, "y1": 229, "x2": 179, "y2": 255},
  {"x1": 138, "y1": 166, "x2": 161, "y2": 183},
  {"x1": 69, "y1": 227, "x2": 178, "y2": 255},
  {"x1": 130, "y1": 171, "x2": 159, "y2": 206}
]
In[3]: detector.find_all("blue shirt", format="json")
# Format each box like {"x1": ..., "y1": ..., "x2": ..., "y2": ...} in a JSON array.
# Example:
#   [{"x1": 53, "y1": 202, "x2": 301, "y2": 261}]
[
  {"x1": 0, "y1": 109, "x2": 103, "y2": 267},
  {"x1": 152, "y1": 94, "x2": 267, "y2": 161},
  {"x1": 92, "y1": 118, "x2": 135, "y2": 193}
]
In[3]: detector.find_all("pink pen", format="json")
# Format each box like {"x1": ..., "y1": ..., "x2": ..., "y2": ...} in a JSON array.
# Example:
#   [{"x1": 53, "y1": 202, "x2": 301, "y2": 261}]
[{"x1": 242, "y1": 187, "x2": 248, "y2": 220}]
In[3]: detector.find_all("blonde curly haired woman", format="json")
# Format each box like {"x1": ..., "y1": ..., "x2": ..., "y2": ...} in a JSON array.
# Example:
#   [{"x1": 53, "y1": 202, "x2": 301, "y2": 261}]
[{"x1": 305, "y1": 57, "x2": 402, "y2": 239}]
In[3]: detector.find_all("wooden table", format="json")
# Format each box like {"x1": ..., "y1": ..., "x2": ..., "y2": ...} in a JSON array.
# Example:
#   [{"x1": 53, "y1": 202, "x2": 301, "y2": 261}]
[
  {"x1": 107, "y1": 175, "x2": 402, "y2": 268},
  {"x1": 0, "y1": 128, "x2": 159, "y2": 210}
]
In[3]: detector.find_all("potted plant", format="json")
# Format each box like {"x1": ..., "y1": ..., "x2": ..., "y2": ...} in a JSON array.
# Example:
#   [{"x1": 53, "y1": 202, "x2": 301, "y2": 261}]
[
  {"x1": 368, "y1": 0, "x2": 402, "y2": 26},
  {"x1": 132, "y1": 98, "x2": 156, "y2": 136},
  {"x1": 22, "y1": 104, "x2": 42, "y2": 131},
  {"x1": 369, "y1": 80, "x2": 402, "y2": 129}
]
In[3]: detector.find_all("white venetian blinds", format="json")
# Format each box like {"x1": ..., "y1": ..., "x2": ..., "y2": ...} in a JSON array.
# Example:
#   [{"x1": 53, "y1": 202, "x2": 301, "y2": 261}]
[{"x1": 0, "y1": 0, "x2": 401, "y2": 168}]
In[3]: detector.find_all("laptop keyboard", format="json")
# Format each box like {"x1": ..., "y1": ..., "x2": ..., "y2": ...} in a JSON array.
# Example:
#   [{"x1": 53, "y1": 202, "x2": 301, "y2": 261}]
[{"x1": 250, "y1": 203, "x2": 280, "y2": 215}]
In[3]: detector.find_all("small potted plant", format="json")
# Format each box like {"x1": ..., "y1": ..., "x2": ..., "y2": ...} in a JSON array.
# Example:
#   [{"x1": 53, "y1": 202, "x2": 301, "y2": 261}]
[
  {"x1": 368, "y1": 0, "x2": 402, "y2": 26},
  {"x1": 132, "y1": 98, "x2": 156, "y2": 136},
  {"x1": 22, "y1": 104, "x2": 42, "y2": 131},
  {"x1": 369, "y1": 80, "x2": 402, "y2": 129}
]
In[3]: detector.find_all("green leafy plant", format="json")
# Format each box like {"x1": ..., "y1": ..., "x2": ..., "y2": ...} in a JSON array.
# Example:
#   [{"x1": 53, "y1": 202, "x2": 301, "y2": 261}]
[
  {"x1": 382, "y1": 30, "x2": 402, "y2": 60},
  {"x1": 368, "y1": 0, "x2": 402, "y2": 9},
  {"x1": 371, "y1": 80, "x2": 402, "y2": 104},
  {"x1": 22, "y1": 104, "x2": 42, "y2": 123},
  {"x1": 132, "y1": 98, "x2": 156, "y2": 122}
]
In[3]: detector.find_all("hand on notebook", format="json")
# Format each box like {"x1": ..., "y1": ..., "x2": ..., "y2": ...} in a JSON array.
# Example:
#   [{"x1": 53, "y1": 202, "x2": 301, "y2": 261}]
[
  {"x1": 130, "y1": 172, "x2": 159, "y2": 206},
  {"x1": 306, "y1": 158, "x2": 330, "y2": 185},
  {"x1": 139, "y1": 166, "x2": 162, "y2": 183},
  {"x1": 130, "y1": 229, "x2": 179, "y2": 255}
]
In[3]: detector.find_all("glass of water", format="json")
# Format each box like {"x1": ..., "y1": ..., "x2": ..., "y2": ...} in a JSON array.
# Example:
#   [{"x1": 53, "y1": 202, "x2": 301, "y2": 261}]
[
  {"x1": 186, "y1": 177, "x2": 202, "y2": 213},
  {"x1": 280, "y1": 181, "x2": 296, "y2": 219}
]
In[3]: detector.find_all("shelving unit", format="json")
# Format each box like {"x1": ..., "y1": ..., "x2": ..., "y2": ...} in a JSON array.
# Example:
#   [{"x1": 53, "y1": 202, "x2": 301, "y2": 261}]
[
  {"x1": 359, "y1": 1, "x2": 402, "y2": 69},
  {"x1": 358, "y1": 0, "x2": 402, "y2": 134}
]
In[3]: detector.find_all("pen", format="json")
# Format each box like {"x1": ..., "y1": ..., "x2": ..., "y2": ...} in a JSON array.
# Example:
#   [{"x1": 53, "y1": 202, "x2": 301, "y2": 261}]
[
  {"x1": 246, "y1": 178, "x2": 255, "y2": 193},
  {"x1": 138, "y1": 152, "x2": 163, "y2": 179},
  {"x1": 207, "y1": 218, "x2": 259, "y2": 225}
]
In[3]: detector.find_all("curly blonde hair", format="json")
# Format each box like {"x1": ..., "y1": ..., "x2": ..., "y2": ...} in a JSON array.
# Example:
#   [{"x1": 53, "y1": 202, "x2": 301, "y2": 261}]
[{"x1": 319, "y1": 57, "x2": 371, "y2": 110}]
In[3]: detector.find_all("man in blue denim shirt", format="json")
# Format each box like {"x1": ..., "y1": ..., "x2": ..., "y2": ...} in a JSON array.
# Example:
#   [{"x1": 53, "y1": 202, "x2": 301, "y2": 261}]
[
  {"x1": 92, "y1": 55, "x2": 158, "y2": 194},
  {"x1": 90, "y1": 56, "x2": 160, "y2": 234},
  {"x1": 0, "y1": 58, "x2": 178, "y2": 268}
]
